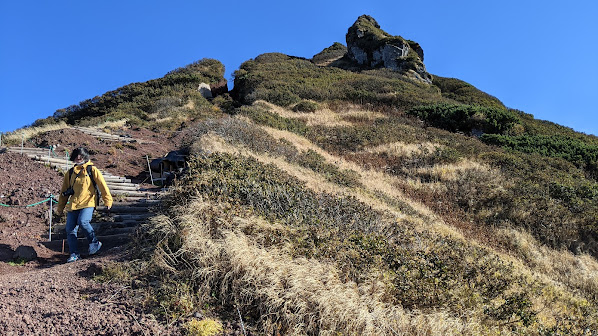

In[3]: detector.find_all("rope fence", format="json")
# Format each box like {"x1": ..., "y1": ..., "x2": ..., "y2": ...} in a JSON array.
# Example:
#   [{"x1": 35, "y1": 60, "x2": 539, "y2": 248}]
[
  {"x1": 0, "y1": 196, "x2": 57, "y2": 208},
  {"x1": 0, "y1": 195, "x2": 58, "y2": 241}
]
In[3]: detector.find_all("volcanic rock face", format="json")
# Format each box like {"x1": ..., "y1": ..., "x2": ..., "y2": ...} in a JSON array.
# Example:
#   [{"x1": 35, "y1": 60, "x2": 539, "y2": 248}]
[{"x1": 346, "y1": 15, "x2": 432, "y2": 84}]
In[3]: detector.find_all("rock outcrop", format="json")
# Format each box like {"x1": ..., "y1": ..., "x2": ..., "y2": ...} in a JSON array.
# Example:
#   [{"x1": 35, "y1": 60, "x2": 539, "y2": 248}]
[{"x1": 346, "y1": 15, "x2": 432, "y2": 84}]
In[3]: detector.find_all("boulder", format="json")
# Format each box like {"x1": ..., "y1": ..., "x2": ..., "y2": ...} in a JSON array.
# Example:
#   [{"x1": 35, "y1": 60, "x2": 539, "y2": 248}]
[
  {"x1": 346, "y1": 15, "x2": 432, "y2": 84},
  {"x1": 197, "y1": 83, "x2": 213, "y2": 99},
  {"x1": 13, "y1": 245, "x2": 37, "y2": 261}
]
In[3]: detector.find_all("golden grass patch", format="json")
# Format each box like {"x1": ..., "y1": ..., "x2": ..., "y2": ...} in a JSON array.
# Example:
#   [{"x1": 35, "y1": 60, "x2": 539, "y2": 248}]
[
  {"x1": 255, "y1": 100, "x2": 386, "y2": 127},
  {"x1": 364, "y1": 141, "x2": 442, "y2": 158},
  {"x1": 157, "y1": 198, "x2": 481, "y2": 336},
  {"x1": 2, "y1": 121, "x2": 69, "y2": 143}
]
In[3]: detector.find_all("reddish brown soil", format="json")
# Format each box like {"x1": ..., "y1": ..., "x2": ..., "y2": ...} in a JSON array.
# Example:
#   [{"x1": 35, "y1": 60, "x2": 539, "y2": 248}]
[
  {"x1": 0, "y1": 126, "x2": 188, "y2": 334},
  {"x1": 0, "y1": 254, "x2": 179, "y2": 335},
  {"x1": 31, "y1": 127, "x2": 178, "y2": 183}
]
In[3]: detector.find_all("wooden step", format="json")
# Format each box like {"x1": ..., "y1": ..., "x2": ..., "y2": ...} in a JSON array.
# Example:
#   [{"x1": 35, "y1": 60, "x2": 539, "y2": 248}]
[
  {"x1": 107, "y1": 185, "x2": 140, "y2": 191},
  {"x1": 107, "y1": 199, "x2": 161, "y2": 206},
  {"x1": 42, "y1": 233, "x2": 131, "y2": 254},
  {"x1": 50, "y1": 226, "x2": 137, "y2": 241},
  {"x1": 111, "y1": 190, "x2": 158, "y2": 198}
]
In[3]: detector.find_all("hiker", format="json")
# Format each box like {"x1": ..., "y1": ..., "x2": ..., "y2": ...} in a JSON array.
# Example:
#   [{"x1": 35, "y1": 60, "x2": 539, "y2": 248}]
[{"x1": 56, "y1": 147, "x2": 113, "y2": 262}]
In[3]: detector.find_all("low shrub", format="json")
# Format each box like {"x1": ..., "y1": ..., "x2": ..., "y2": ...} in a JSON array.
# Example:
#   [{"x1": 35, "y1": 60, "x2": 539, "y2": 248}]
[
  {"x1": 432, "y1": 76, "x2": 505, "y2": 109},
  {"x1": 292, "y1": 100, "x2": 319, "y2": 113},
  {"x1": 481, "y1": 134, "x2": 598, "y2": 175},
  {"x1": 407, "y1": 103, "x2": 521, "y2": 135}
]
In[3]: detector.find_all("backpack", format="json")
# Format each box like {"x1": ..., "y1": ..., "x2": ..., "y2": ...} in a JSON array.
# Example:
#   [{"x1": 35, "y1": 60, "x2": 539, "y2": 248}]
[{"x1": 68, "y1": 165, "x2": 100, "y2": 207}]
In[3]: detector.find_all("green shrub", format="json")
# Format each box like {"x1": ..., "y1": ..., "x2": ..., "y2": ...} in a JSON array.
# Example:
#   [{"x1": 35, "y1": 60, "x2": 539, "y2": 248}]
[
  {"x1": 432, "y1": 76, "x2": 505, "y2": 109},
  {"x1": 311, "y1": 42, "x2": 347, "y2": 65},
  {"x1": 292, "y1": 100, "x2": 320, "y2": 113},
  {"x1": 177, "y1": 154, "x2": 526, "y2": 312},
  {"x1": 481, "y1": 134, "x2": 598, "y2": 174},
  {"x1": 51, "y1": 58, "x2": 225, "y2": 128},
  {"x1": 238, "y1": 105, "x2": 309, "y2": 136},
  {"x1": 233, "y1": 52, "x2": 444, "y2": 110},
  {"x1": 408, "y1": 103, "x2": 520, "y2": 135}
]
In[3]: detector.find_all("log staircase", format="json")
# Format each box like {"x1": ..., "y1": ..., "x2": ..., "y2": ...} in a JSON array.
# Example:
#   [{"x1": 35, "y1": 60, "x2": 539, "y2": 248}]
[{"x1": 5, "y1": 143, "x2": 163, "y2": 254}]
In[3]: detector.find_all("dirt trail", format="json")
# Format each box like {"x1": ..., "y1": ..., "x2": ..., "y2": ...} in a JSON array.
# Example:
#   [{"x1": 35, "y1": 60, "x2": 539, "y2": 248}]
[
  {"x1": 0, "y1": 126, "x2": 181, "y2": 334},
  {"x1": 0, "y1": 253, "x2": 179, "y2": 335}
]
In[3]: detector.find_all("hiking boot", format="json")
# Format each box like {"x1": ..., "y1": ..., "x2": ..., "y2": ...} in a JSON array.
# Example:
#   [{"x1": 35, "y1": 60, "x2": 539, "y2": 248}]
[
  {"x1": 67, "y1": 253, "x2": 80, "y2": 263},
  {"x1": 89, "y1": 241, "x2": 102, "y2": 255}
]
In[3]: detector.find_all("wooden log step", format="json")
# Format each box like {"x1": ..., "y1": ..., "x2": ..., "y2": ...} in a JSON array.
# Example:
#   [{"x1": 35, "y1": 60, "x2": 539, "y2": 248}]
[
  {"x1": 50, "y1": 226, "x2": 135, "y2": 241},
  {"x1": 106, "y1": 185, "x2": 139, "y2": 191},
  {"x1": 43, "y1": 233, "x2": 131, "y2": 254},
  {"x1": 96, "y1": 227, "x2": 136, "y2": 236},
  {"x1": 96, "y1": 206, "x2": 153, "y2": 213},
  {"x1": 110, "y1": 213, "x2": 153, "y2": 220},
  {"x1": 107, "y1": 199, "x2": 161, "y2": 206},
  {"x1": 104, "y1": 178, "x2": 133, "y2": 184},
  {"x1": 7, "y1": 148, "x2": 53, "y2": 154},
  {"x1": 111, "y1": 190, "x2": 158, "y2": 198}
]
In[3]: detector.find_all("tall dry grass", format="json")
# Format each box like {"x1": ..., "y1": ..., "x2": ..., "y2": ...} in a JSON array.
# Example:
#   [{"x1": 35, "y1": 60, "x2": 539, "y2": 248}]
[
  {"x1": 147, "y1": 197, "x2": 483, "y2": 335},
  {"x1": 1, "y1": 121, "x2": 69, "y2": 145},
  {"x1": 200, "y1": 116, "x2": 598, "y2": 303},
  {"x1": 364, "y1": 141, "x2": 442, "y2": 158},
  {"x1": 256, "y1": 100, "x2": 386, "y2": 127}
]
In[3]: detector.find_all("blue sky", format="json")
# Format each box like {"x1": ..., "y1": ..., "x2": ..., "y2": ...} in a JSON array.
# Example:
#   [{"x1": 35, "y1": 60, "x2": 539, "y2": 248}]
[{"x1": 1, "y1": 1, "x2": 597, "y2": 135}]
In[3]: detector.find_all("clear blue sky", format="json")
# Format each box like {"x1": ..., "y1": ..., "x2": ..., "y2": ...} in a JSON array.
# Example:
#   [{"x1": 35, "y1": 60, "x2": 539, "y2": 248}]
[{"x1": 1, "y1": 1, "x2": 597, "y2": 135}]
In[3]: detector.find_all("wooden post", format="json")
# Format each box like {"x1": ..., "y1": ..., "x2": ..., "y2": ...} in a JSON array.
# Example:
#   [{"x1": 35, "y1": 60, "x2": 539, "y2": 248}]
[
  {"x1": 48, "y1": 196, "x2": 53, "y2": 242},
  {"x1": 21, "y1": 132, "x2": 24, "y2": 154},
  {"x1": 146, "y1": 155, "x2": 154, "y2": 185}
]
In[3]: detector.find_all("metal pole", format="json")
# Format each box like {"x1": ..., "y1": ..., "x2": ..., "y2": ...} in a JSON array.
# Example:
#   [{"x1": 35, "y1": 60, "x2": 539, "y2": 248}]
[
  {"x1": 146, "y1": 155, "x2": 154, "y2": 185},
  {"x1": 48, "y1": 196, "x2": 53, "y2": 242},
  {"x1": 47, "y1": 147, "x2": 51, "y2": 165}
]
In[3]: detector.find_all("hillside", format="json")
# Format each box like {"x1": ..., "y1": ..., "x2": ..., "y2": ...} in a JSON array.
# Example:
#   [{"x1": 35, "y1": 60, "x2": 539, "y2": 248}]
[{"x1": 2, "y1": 15, "x2": 598, "y2": 335}]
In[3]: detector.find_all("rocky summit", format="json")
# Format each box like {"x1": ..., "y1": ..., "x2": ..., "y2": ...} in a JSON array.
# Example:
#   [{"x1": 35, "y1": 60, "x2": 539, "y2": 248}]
[{"x1": 346, "y1": 15, "x2": 432, "y2": 83}]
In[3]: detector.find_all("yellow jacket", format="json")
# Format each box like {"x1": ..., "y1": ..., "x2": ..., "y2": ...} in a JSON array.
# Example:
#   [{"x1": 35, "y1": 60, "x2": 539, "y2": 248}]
[{"x1": 57, "y1": 161, "x2": 113, "y2": 213}]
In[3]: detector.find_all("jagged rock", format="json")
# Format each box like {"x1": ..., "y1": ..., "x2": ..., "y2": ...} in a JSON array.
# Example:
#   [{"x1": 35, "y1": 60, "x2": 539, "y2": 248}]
[
  {"x1": 197, "y1": 83, "x2": 213, "y2": 99},
  {"x1": 346, "y1": 15, "x2": 432, "y2": 84},
  {"x1": 13, "y1": 245, "x2": 37, "y2": 261}
]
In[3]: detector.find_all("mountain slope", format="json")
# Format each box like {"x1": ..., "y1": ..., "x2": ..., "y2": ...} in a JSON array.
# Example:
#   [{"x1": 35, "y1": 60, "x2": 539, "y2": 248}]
[{"x1": 4, "y1": 15, "x2": 598, "y2": 335}]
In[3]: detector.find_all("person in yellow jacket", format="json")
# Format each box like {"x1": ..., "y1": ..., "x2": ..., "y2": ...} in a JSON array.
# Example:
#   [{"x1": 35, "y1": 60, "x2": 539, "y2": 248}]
[{"x1": 56, "y1": 147, "x2": 113, "y2": 262}]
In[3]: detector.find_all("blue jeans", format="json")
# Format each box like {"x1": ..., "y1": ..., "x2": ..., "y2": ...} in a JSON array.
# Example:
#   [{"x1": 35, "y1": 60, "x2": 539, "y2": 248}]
[{"x1": 66, "y1": 207, "x2": 97, "y2": 255}]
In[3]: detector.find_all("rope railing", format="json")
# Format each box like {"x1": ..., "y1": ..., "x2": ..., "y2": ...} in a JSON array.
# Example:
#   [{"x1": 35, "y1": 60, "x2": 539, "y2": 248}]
[
  {"x1": 0, "y1": 195, "x2": 58, "y2": 208},
  {"x1": 0, "y1": 195, "x2": 61, "y2": 242}
]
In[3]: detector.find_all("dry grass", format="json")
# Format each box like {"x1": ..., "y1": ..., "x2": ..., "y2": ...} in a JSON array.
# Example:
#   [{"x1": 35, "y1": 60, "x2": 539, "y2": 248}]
[
  {"x1": 151, "y1": 198, "x2": 483, "y2": 335},
  {"x1": 2, "y1": 121, "x2": 69, "y2": 144},
  {"x1": 196, "y1": 130, "x2": 453, "y2": 238},
  {"x1": 496, "y1": 228, "x2": 598, "y2": 302},
  {"x1": 203, "y1": 117, "x2": 598, "y2": 303},
  {"x1": 258, "y1": 123, "x2": 455, "y2": 235},
  {"x1": 413, "y1": 160, "x2": 492, "y2": 182},
  {"x1": 364, "y1": 141, "x2": 442, "y2": 158},
  {"x1": 255, "y1": 100, "x2": 386, "y2": 127},
  {"x1": 165, "y1": 114, "x2": 598, "y2": 334},
  {"x1": 96, "y1": 118, "x2": 129, "y2": 130}
]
